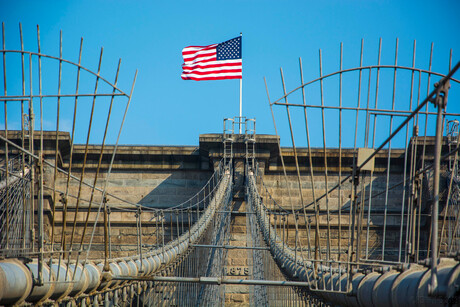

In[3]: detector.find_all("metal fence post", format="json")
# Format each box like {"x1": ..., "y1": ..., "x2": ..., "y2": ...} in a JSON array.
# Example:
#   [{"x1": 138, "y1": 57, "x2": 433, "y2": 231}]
[{"x1": 429, "y1": 79, "x2": 450, "y2": 296}]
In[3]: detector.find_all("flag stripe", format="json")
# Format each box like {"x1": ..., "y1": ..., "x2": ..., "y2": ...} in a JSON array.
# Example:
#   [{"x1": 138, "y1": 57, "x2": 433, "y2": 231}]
[
  {"x1": 181, "y1": 71, "x2": 242, "y2": 78},
  {"x1": 182, "y1": 57, "x2": 230, "y2": 66},
  {"x1": 182, "y1": 75, "x2": 242, "y2": 81},
  {"x1": 183, "y1": 50, "x2": 216, "y2": 61},
  {"x1": 184, "y1": 54, "x2": 216, "y2": 64},
  {"x1": 182, "y1": 68, "x2": 242, "y2": 75},
  {"x1": 182, "y1": 63, "x2": 242, "y2": 72},
  {"x1": 182, "y1": 44, "x2": 217, "y2": 54}
]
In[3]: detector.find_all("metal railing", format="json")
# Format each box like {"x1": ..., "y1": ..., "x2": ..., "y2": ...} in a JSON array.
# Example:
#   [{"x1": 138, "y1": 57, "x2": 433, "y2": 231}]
[
  {"x1": 2, "y1": 25, "x2": 460, "y2": 306},
  {"x1": 261, "y1": 38, "x2": 460, "y2": 305},
  {"x1": 0, "y1": 155, "x2": 32, "y2": 257}
]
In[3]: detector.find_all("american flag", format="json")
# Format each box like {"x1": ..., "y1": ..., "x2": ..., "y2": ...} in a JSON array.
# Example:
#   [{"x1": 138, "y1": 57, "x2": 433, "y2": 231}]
[{"x1": 181, "y1": 36, "x2": 242, "y2": 81}]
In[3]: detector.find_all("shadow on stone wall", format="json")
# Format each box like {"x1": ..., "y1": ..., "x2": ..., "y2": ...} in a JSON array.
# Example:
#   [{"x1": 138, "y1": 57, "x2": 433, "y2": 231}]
[{"x1": 138, "y1": 171, "x2": 212, "y2": 209}]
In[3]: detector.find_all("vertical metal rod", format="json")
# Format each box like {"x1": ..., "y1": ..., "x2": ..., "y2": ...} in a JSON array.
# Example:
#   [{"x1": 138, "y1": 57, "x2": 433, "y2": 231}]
[
  {"x1": 408, "y1": 70, "x2": 422, "y2": 261},
  {"x1": 418, "y1": 43, "x2": 434, "y2": 261},
  {"x1": 36, "y1": 24, "x2": 45, "y2": 285},
  {"x1": 398, "y1": 40, "x2": 416, "y2": 263},
  {"x1": 181, "y1": 208, "x2": 184, "y2": 236},
  {"x1": 136, "y1": 210, "x2": 141, "y2": 263},
  {"x1": 294, "y1": 214, "x2": 298, "y2": 271},
  {"x1": 364, "y1": 72, "x2": 372, "y2": 148},
  {"x1": 103, "y1": 197, "x2": 110, "y2": 271},
  {"x1": 346, "y1": 39, "x2": 363, "y2": 287},
  {"x1": 239, "y1": 78, "x2": 242, "y2": 134},
  {"x1": 299, "y1": 57, "x2": 321, "y2": 265},
  {"x1": 197, "y1": 191, "x2": 200, "y2": 222},
  {"x1": 381, "y1": 38, "x2": 399, "y2": 260},
  {"x1": 170, "y1": 212, "x2": 174, "y2": 241},
  {"x1": 364, "y1": 168, "x2": 374, "y2": 258},
  {"x1": 28, "y1": 52, "x2": 35, "y2": 253},
  {"x1": 430, "y1": 83, "x2": 446, "y2": 295},
  {"x1": 187, "y1": 209, "x2": 191, "y2": 246},
  {"x1": 268, "y1": 210, "x2": 272, "y2": 254},
  {"x1": 361, "y1": 65, "x2": 372, "y2": 259},
  {"x1": 162, "y1": 212, "x2": 165, "y2": 265},
  {"x1": 19, "y1": 22, "x2": 27, "y2": 252},
  {"x1": 347, "y1": 39, "x2": 365, "y2": 286},
  {"x1": 107, "y1": 207, "x2": 112, "y2": 259},
  {"x1": 338, "y1": 43, "x2": 343, "y2": 263},
  {"x1": 50, "y1": 30, "x2": 62, "y2": 257},
  {"x1": 61, "y1": 37, "x2": 83, "y2": 263},
  {"x1": 353, "y1": 39, "x2": 364, "y2": 150},
  {"x1": 176, "y1": 210, "x2": 180, "y2": 240},
  {"x1": 347, "y1": 178, "x2": 358, "y2": 292},
  {"x1": 274, "y1": 214, "x2": 277, "y2": 257},
  {"x1": 282, "y1": 214, "x2": 286, "y2": 257},
  {"x1": 2, "y1": 22, "x2": 10, "y2": 251},
  {"x1": 407, "y1": 137, "x2": 415, "y2": 261},
  {"x1": 319, "y1": 49, "x2": 332, "y2": 260},
  {"x1": 440, "y1": 52, "x2": 454, "y2": 255},
  {"x1": 357, "y1": 172, "x2": 367, "y2": 263},
  {"x1": 279, "y1": 68, "x2": 309, "y2": 269},
  {"x1": 157, "y1": 211, "x2": 160, "y2": 251},
  {"x1": 138, "y1": 208, "x2": 144, "y2": 272},
  {"x1": 372, "y1": 38, "x2": 382, "y2": 149}
]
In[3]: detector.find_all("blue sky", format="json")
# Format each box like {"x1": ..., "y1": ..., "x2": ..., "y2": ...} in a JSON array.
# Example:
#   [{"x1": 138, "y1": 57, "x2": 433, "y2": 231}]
[{"x1": 1, "y1": 0, "x2": 459, "y2": 147}]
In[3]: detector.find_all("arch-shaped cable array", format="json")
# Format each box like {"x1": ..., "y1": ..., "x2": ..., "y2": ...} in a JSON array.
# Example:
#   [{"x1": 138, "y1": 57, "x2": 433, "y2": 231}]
[
  {"x1": 248, "y1": 171, "x2": 460, "y2": 306},
  {"x1": 0, "y1": 163, "x2": 233, "y2": 305}
]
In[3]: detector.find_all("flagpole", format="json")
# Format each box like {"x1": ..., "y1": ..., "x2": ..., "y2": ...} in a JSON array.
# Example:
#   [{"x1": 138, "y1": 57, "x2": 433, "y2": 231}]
[
  {"x1": 239, "y1": 79, "x2": 242, "y2": 134},
  {"x1": 239, "y1": 32, "x2": 243, "y2": 134}
]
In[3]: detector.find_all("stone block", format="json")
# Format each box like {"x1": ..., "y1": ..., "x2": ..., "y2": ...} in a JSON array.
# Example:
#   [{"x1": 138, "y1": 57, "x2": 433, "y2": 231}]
[
  {"x1": 225, "y1": 285, "x2": 249, "y2": 294},
  {"x1": 231, "y1": 234, "x2": 246, "y2": 241},
  {"x1": 227, "y1": 250, "x2": 247, "y2": 260},
  {"x1": 230, "y1": 258, "x2": 247, "y2": 266},
  {"x1": 231, "y1": 226, "x2": 246, "y2": 234},
  {"x1": 232, "y1": 216, "x2": 246, "y2": 226}
]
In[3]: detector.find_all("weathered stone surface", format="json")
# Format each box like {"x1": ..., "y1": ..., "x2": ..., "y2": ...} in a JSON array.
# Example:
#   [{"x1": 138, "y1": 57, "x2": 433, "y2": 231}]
[{"x1": 4, "y1": 131, "x2": 440, "y2": 304}]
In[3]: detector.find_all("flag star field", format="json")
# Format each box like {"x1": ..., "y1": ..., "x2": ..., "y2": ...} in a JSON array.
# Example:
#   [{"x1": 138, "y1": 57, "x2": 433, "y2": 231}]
[{"x1": 216, "y1": 37, "x2": 242, "y2": 61}]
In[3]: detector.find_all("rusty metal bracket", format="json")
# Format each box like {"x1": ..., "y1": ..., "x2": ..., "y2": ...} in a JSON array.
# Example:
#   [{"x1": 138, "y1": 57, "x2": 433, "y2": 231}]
[{"x1": 430, "y1": 80, "x2": 451, "y2": 109}]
